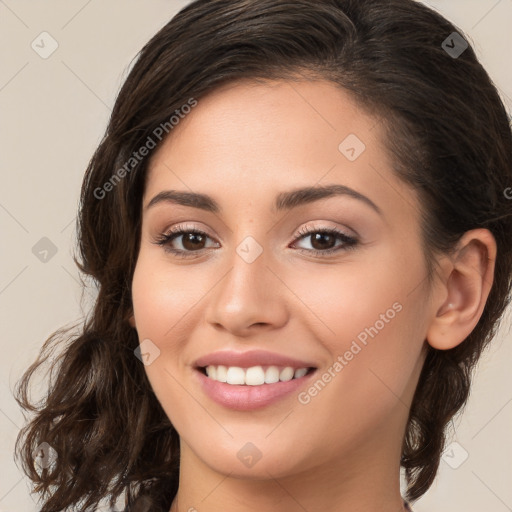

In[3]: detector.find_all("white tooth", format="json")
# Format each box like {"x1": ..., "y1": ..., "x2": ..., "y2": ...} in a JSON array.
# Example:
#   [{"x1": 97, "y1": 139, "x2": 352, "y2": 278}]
[
  {"x1": 226, "y1": 366, "x2": 245, "y2": 385},
  {"x1": 205, "y1": 366, "x2": 217, "y2": 379},
  {"x1": 294, "y1": 368, "x2": 308, "y2": 379},
  {"x1": 216, "y1": 365, "x2": 228, "y2": 382},
  {"x1": 279, "y1": 366, "x2": 294, "y2": 382},
  {"x1": 245, "y1": 366, "x2": 265, "y2": 386},
  {"x1": 264, "y1": 366, "x2": 280, "y2": 384}
]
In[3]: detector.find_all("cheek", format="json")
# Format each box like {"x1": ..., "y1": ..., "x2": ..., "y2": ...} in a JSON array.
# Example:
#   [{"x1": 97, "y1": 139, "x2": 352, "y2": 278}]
[
  {"x1": 288, "y1": 243, "x2": 423, "y2": 350},
  {"x1": 130, "y1": 254, "x2": 212, "y2": 423},
  {"x1": 292, "y1": 303, "x2": 425, "y2": 462},
  {"x1": 288, "y1": 246, "x2": 426, "y2": 412},
  {"x1": 131, "y1": 253, "x2": 204, "y2": 340}
]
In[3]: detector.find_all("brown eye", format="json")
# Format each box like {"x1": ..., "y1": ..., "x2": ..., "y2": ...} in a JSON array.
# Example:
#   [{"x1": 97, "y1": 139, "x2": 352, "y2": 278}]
[
  {"x1": 153, "y1": 225, "x2": 219, "y2": 258},
  {"x1": 179, "y1": 232, "x2": 207, "y2": 251},
  {"x1": 308, "y1": 232, "x2": 338, "y2": 251},
  {"x1": 292, "y1": 227, "x2": 358, "y2": 257}
]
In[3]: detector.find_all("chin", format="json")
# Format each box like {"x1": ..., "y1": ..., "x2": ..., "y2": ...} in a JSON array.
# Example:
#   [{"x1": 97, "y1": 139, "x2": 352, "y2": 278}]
[{"x1": 184, "y1": 434, "x2": 312, "y2": 479}]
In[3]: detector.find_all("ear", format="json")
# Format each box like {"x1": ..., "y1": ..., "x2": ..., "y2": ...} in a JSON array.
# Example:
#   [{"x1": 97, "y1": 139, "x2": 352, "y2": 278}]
[
  {"x1": 126, "y1": 309, "x2": 136, "y2": 329},
  {"x1": 426, "y1": 229, "x2": 496, "y2": 350}
]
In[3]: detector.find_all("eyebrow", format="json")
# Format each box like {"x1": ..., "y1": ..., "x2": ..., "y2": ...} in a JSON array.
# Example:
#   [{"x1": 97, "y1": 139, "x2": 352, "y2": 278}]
[{"x1": 144, "y1": 184, "x2": 382, "y2": 216}]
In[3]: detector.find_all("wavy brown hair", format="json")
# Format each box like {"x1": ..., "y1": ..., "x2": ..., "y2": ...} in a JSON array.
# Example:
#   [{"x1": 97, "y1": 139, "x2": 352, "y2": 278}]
[{"x1": 14, "y1": 0, "x2": 512, "y2": 510}]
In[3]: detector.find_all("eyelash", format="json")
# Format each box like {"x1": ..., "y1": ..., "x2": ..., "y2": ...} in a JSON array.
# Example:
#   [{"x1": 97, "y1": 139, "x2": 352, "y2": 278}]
[{"x1": 152, "y1": 223, "x2": 358, "y2": 259}]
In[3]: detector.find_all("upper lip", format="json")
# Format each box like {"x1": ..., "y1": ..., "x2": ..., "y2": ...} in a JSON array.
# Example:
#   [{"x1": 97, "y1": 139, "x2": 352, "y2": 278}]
[{"x1": 194, "y1": 350, "x2": 317, "y2": 370}]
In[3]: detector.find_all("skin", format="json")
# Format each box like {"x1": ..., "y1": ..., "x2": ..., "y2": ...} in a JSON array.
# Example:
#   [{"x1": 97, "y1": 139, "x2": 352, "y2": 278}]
[{"x1": 129, "y1": 78, "x2": 496, "y2": 512}]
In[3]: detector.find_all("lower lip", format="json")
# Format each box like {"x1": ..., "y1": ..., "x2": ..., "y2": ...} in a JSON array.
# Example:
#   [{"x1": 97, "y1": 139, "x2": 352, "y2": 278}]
[{"x1": 194, "y1": 368, "x2": 316, "y2": 411}]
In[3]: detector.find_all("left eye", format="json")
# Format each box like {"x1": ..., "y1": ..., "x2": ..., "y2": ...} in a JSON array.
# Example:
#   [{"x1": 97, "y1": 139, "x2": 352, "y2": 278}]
[
  {"x1": 153, "y1": 225, "x2": 358, "y2": 258},
  {"x1": 292, "y1": 227, "x2": 358, "y2": 255}
]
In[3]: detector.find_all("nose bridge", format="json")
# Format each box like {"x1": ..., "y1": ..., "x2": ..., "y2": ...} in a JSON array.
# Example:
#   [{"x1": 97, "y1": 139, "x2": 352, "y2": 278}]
[
  {"x1": 220, "y1": 231, "x2": 271, "y2": 308},
  {"x1": 204, "y1": 225, "x2": 287, "y2": 333}
]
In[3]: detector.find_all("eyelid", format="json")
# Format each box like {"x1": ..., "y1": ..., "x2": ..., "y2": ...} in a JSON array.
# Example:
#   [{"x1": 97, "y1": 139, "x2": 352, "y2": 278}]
[
  {"x1": 293, "y1": 220, "x2": 358, "y2": 239},
  {"x1": 159, "y1": 220, "x2": 357, "y2": 241}
]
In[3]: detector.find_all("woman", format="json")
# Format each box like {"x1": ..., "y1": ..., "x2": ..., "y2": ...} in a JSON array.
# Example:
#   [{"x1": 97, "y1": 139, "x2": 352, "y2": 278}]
[{"x1": 15, "y1": 0, "x2": 512, "y2": 511}]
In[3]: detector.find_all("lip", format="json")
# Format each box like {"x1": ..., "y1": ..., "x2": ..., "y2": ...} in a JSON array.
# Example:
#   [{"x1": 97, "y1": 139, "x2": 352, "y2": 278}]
[
  {"x1": 193, "y1": 349, "x2": 317, "y2": 370},
  {"x1": 192, "y1": 350, "x2": 318, "y2": 411},
  {"x1": 194, "y1": 366, "x2": 317, "y2": 411}
]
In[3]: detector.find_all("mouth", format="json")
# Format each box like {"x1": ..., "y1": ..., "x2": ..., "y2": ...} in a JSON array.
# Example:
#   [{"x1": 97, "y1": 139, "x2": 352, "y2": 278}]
[
  {"x1": 194, "y1": 364, "x2": 318, "y2": 411},
  {"x1": 197, "y1": 365, "x2": 317, "y2": 385}
]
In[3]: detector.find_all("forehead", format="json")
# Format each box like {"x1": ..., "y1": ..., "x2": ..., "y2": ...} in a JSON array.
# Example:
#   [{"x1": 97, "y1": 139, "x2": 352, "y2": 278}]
[
  {"x1": 148, "y1": 78, "x2": 378, "y2": 174},
  {"x1": 144, "y1": 78, "x2": 420, "y2": 225}
]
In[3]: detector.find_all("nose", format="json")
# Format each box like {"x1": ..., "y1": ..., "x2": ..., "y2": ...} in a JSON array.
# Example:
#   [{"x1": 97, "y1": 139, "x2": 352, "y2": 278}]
[{"x1": 203, "y1": 238, "x2": 289, "y2": 337}]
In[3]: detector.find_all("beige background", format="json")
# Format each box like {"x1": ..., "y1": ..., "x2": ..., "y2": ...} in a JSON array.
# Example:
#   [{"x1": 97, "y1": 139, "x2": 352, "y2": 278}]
[{"x1": 1, "y1": 1, "x2": 511, "y2": 511}]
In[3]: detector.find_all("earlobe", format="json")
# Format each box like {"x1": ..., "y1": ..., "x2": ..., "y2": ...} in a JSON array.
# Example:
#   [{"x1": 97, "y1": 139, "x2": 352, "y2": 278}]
[
  {"x1": 127, "y1": 310, "x2": 136, "y2": 329},
  {"x1": 426, "y1": 229, "x2": 496, "y2": 350}
]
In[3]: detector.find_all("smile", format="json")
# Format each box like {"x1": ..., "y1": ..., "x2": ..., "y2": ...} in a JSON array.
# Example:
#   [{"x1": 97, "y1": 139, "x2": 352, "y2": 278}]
[
  {"x1": 192, "y1": 350, "x2": 318, "y2": 410},
  {"x1": 201, "y1": 365, "x2": 312, "y2": 385}
]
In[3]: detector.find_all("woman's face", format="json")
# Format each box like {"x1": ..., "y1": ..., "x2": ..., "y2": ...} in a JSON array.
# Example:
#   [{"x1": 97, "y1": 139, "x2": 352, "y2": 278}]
[{"x1": 130, "y1": 79, "x2": 436, "y2": 480}]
